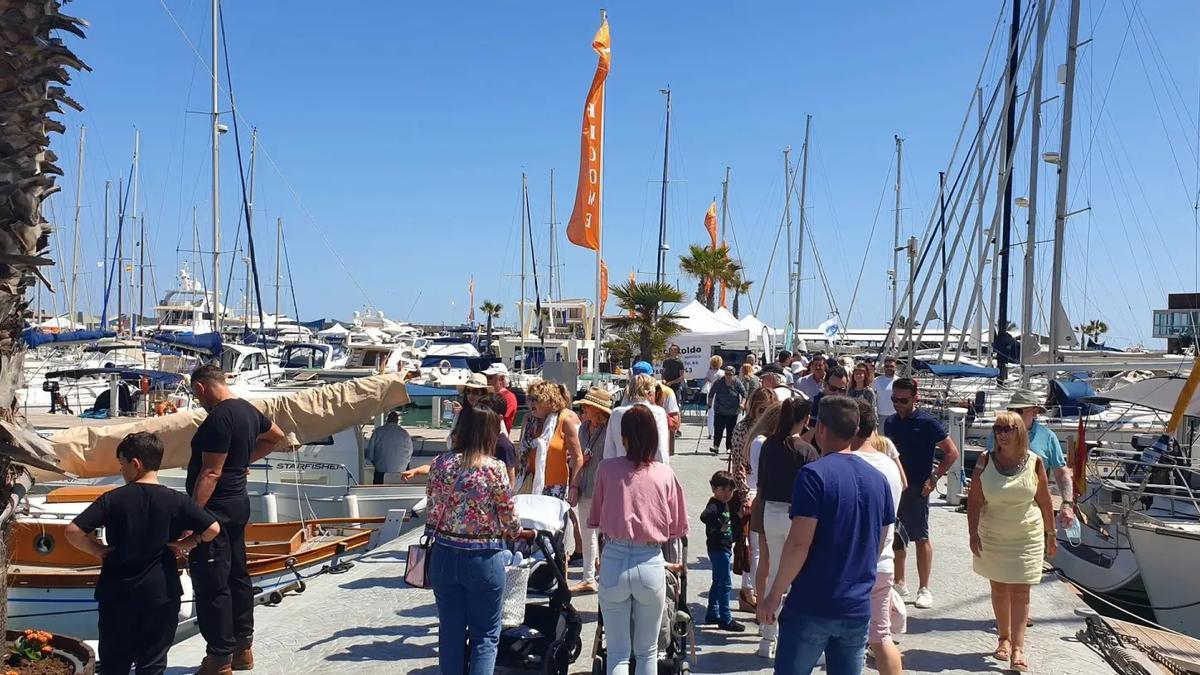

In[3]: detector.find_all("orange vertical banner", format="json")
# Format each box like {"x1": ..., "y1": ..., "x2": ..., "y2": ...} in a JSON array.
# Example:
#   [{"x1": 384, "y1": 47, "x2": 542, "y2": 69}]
[
  {"x1": 628, "y1": 270, "x2": 636, "y2": 318},
  {"x1": 566, "y1": 16, "x2": 611, "y2": 251},
  {"x1": 704, "y1": 201, "x2": 718, "y2": 249},
  {"x1": 600, "y1": 259, "x2": 609, "y2": 313}
]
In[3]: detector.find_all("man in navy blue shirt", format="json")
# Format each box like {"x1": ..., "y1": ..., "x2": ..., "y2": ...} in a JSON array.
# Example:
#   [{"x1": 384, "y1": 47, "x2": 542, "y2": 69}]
[
  {"x1": 883, "y1": 377, "x2": 960, "y2": 610},
  {"x1": 758, "y1": 396, "x2": 894, "y2": 674}
]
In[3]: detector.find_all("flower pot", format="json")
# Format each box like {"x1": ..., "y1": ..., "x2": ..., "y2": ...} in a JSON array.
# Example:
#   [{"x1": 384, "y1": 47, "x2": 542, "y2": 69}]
[{"x1": 4, "y1": 631, "x2": 95, "y2": 675}]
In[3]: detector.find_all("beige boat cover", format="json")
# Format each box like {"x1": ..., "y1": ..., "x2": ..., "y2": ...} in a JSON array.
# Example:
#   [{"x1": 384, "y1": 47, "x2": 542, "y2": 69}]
[{"x1": 38, "y1": 374, "x2": 411, "y2": 479}]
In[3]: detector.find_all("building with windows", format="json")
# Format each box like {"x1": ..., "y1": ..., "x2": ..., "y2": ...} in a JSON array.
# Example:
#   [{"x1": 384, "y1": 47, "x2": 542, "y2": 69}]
[{"x1": 1152, "y1": 293, "x2": 1200, "y2": 353}]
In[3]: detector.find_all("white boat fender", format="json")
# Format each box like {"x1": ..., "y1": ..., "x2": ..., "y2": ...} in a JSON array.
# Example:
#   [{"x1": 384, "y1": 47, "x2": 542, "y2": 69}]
[
  {"x1": 261, "y1": 492, "x2": 278, "y2": 523},
  {"x1": 344, "y1": 493, "x2": 360, "y2": 519}
]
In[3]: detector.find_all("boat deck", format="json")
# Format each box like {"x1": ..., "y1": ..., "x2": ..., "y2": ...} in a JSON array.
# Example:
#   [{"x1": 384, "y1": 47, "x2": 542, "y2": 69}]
[
  {"x1": 1105, "y1": 617, "x2": 1200, "y2": 673},
  {"x1": 161, "y1": 420, "x2": 1114, "y2": 674}
]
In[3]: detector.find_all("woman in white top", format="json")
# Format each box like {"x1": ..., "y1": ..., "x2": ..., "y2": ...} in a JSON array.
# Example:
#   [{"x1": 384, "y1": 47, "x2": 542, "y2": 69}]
[
  {"x1": 701, "y1": 355, "x2": 724, "y2": 440},
  {"x1": 603, "y1": 374, "x2": 670, "y2": 464},
  {"x1": 850, "y1": 399, "x2": 907, "y2": 675}
]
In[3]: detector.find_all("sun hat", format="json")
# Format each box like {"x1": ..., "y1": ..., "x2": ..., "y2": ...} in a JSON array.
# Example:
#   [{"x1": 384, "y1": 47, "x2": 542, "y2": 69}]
[
  {"x1": 1005, "y1": 390, "x2": 1046, "y2": 412},
  {"x1": 632, "y1": 361, "x2": 654, "y2": 376},
  {"x1": 482, "y1": 362, "x2": 509, "y2": 376},
  {"x1": 574, "y1": 387, "x2": 614, "y2": 414},
  {"x1": 789, "y1": 361, "x2": 805, "y2": 374},
  {"x1": 457, "y1": 372, "x2": 494, "y2": 393}
]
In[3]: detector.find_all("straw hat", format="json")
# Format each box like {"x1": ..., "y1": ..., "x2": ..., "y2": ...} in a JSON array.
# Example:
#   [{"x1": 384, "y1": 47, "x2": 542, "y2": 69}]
[
  {"x1": 575, "y1": 387, "x2": 614, "y2": 415},
  {"x1": 457, "y1": 373, "x2": 493, "y2": 393},
  {"x1": 1006, "y1": 390, "x2": 1046, "y2": 412}
]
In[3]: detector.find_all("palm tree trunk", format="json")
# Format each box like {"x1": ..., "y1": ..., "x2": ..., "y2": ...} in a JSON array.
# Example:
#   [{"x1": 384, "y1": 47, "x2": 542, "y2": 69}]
[
  {"x1": 0, "y1": 0, "x2": 87, "y2": 637},
  {"x1": 484, "y1": 316, "x2": 494, "y2": 352},
  {"x1": 732, "y1": 292, "x2": 741, "y2": 318}
]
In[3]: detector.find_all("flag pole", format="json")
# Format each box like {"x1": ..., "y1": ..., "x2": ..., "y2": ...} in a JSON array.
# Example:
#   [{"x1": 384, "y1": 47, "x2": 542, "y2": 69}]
[{"x1": 592, "y1": 8, "x2": 607, "y2": 376}]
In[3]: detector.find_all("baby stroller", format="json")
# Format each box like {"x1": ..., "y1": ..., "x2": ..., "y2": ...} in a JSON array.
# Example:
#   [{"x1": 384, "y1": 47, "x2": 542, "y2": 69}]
[
  {"x1": 591, "y1": 536, "x2": 693, "y2": 674},
  {"x1": 496, "y1": 494, "x2": 584, "y2": 674}
]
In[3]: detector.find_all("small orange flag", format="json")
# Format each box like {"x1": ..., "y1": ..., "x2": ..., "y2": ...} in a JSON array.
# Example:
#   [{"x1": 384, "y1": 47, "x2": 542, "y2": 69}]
[
  {"x1": 600, "y1": 259, "x2": 609, "y2": 313},
  {"x1": 566, "y1": 16, "x2": 611, "y2": 251},
  {"x1": 704, "y1": 201, "x2": 718, "y2": 249}
]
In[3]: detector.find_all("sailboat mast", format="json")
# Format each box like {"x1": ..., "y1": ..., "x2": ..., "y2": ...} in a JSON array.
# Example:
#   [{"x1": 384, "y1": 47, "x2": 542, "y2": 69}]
[
  {"x1": 116, "y1": 177, "x2": 124, "y2": 330},
  {"x1": 794, "y1": 113, "x2": 812, "y2": 348},
  {"x1": 1049, "y1": 0, "x2": 1082, "y2": 364},
  {"x1": 211, "y1": 0, "x2": 223, "y2": 334},
  {"x1": 783, "y1": 147, "x2": 794, "y2": 331},
  {"x1": 102, "y1": 178, "x2": 110, "y2": 321},
  {"x1": 548, "y1": 169, "x2": 557, "y2": 300},
  {"x1": 892, "y1": 136, "x2": 902, "y2": 324},
  {"x1": 655, "y1": 87, "x2": 671, "y2": 284},
  {"x1": 1020, "y1": 0, "x2": 1047, "y2": 386},
  {"x1": 68, "y1": 125, "x2": 84, "y2": 329},
  {"x1": 519, "y1": 172, "x2": 528, "y2": 362},
  {"x1": 247, "y1": 128, "x2": 258, "y2": 330},
  {"x1": 719, "y1": 166, "x2": 730, "y2": 242},
  {"x1": 974, "y1": 89, "x2": 986, "y2": 361},
  {"x1": 130, "y1": 129, "x2": 140, "y2": 334},
  {"x1": 996, "y1": 0, "x2": 1021, "y2": 380},
  {"x1": 274, "y1": 216, "x2": 282, "y2": 320},
  {"x1": 138, "y1": 212, "x2": 145, "y2": 328}
]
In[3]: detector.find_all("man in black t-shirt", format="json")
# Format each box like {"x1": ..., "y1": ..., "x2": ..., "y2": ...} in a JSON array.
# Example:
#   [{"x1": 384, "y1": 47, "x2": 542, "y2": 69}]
[
  {"x1": 188, "y1": 364, "x2": 285, "y2": 674},
  {"x1": 66, "y1": 432, "x2": 220, "y2": 675},
  {"x1": 662, "y1": 344, "x2": 686, "y2": 399}
]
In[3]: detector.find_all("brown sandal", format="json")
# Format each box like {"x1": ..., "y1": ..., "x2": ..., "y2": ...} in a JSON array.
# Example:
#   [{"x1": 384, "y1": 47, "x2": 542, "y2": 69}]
[
  {"x1": 993, "y1": 637, "x2": 1011, "y2": 661},
  {"x1": 1010, "y1": 646, "x2": 1028, "y2": 672}
]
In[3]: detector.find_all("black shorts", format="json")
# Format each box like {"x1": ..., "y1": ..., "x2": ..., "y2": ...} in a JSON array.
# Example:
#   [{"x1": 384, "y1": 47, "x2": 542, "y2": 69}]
[{"x1": 892, "y1": 488, "x2": 930, "y2": 548}]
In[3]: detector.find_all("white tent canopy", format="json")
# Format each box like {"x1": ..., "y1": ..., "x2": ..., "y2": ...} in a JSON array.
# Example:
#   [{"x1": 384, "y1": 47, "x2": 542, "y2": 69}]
[
  {"x1": 317, "y1": 323, "x2": 351, "y2": 338},
  {"x1": 671, "y1": 301, "x2": 749, "y2": 378},
  {"x1": 712, "y1": 306, "x2": 745, "y2": 330},
  {"x1": 37, "y1": 315, "x2": 85, "y2": 331},
  {"x1": 739, "y1": 314, "x2": 769, "y2": 335}
]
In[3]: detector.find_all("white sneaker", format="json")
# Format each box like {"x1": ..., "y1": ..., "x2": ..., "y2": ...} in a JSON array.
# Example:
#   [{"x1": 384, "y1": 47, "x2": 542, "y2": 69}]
[
  {"x1": 914, "y1": 586, "x2": 933, "y2": 609},
  {"x1": 894, "y1": 581, "x2": 910, "y2": 600},
  {"x1": 757, "y1": 639, "x2": 775, "y2": 659}
]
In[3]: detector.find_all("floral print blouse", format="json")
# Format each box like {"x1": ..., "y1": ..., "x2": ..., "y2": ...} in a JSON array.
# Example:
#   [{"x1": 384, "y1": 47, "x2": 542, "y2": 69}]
[
  {"x1": 426, "y1": 452, "x2": 520, "y2": 550},
  {"x1": 731, "y1": 418, "x2": 753, "y2": 505}
]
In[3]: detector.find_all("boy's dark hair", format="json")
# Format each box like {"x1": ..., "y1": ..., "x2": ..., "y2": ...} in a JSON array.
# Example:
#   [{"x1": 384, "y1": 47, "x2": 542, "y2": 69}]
[
  {"x1": 817, "y1": 396, "x2": 860, "y2": 443},
  {"x1": 709, "y1": 470, "x2": 736, "y2": 490},
  {"x1": 116, "y1": 431, "x2": 165, "y2": 471},
  {"x1": 854, "y1": 399, "x2": 878, "y2": 438},
  {"x1": 776, "y1": 350, "x2": 792, "y2": 363},
  {"x1": 476, "y1": 392, "x2": 509, "y2": 419},
  {"x1": 893, "y1": 377, "x2": 918, "y2": 395},
  {"x1": 190, "y1": 363, "x2": 226, "y2": 387}
]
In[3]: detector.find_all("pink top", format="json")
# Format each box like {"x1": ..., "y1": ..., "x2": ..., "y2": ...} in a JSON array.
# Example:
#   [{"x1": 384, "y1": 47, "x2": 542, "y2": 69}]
[{"x1": 588, "y1": 457, "x2": 690, "y2": 544}]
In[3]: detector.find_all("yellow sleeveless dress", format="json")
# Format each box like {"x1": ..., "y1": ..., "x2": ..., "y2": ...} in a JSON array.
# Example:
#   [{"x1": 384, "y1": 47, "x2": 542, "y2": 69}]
[{"x1": 972, "y1": 452, "x2": 1045, "y2": 584}]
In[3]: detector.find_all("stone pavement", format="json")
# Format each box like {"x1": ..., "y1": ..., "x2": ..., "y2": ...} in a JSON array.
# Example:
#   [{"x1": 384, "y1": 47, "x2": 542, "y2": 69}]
[{"x1": 165, "y1": 419, "x2": 1112, "y2": 674}]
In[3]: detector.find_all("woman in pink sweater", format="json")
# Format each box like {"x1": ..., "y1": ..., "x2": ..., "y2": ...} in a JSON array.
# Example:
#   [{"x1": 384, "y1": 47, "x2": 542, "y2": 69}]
[{"x1": 588, "y1": 405, "x2": 689, "y2": 675}]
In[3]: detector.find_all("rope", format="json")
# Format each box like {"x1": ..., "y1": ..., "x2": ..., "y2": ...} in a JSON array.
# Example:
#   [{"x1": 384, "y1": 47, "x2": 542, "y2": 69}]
[{"x1": 1048, "y1": 564, "x2": 1200, "y2": 615}]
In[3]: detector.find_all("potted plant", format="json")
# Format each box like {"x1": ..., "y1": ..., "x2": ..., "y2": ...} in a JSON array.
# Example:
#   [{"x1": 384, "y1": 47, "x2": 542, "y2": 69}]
[{"x1": 4, "y1": 630, "x2": 94, "y2": 675}]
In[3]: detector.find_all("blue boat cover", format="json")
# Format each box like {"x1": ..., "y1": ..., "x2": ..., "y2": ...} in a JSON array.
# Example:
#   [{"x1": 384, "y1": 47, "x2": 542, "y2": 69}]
[
  {"x1": 1048, "y1": 379, "x2": 1106, "y2": 416},
  {"x1": 151, "y1": 331, "x2": 223, "y2": 356},
  {"x1": 43, "y1": 367, "x2": 185, "y2": 387},
  {"x1": 404, "y1": 383, "x2": 461, "y2": 398},
  {"x1": 913, "y1": 361, "x2": 1001, "y2": 379},
  {"x1": 22, "y1": 328, "x2": 115, "y2": 348},
  {"x1": 299, "y1": 319, "x2": 326, "y2": 331}
]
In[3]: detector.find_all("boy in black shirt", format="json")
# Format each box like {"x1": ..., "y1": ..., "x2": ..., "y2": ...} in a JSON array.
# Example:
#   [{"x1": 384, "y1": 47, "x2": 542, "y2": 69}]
[
  {"x1": 66, "y1": 432, "x2": 220, "y2": 675},
  {"x1": 700, "y1": 470, "x2": 745, "y2": 632}
]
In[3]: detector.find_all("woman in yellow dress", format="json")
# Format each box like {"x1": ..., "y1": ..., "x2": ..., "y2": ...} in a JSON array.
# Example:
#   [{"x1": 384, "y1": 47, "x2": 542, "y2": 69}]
[{"x1": 967, "y1": 410, "x2": 1056, "y2": 672}]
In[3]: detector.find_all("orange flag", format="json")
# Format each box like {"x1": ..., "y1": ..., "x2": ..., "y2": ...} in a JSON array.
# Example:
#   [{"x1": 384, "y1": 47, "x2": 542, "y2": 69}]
[
  {"x1": 566, "y1": 16, "x2": 611, "y2": 251},
  {"x1": 704, "y1": 201, "x2": 718, "y2": 249},
  {"x1": 600, "y1": 259, "x2": 609, "y2": 313},
  {"x1": 628, "y1": 270, "x2": 636, "y2": 318}
]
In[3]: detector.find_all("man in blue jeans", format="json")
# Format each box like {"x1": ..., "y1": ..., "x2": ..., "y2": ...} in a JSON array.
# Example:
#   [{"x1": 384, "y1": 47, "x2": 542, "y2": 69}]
[{"x1": 757, "y1": 396, "x2": 895, "y2": 675}]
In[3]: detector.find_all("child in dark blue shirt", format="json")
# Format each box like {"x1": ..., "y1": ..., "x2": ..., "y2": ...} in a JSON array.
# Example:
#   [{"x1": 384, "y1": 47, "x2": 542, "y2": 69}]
[{"x1": 700, "y1": 470, "x2": 745, "y2": 632}]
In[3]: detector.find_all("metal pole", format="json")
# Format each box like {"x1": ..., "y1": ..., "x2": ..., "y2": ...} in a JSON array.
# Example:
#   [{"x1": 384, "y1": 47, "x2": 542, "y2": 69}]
[
  {"x1": 274, "y1": 216, "x2": 282, "y2": 320},
  {"x1": 974, "y1": 88, "x2": 986, "y2": 360},
  {"x1": 906, "y1": 236, "x2": 917, "y2": 375},
  {"x1": 938, "y1": 171, "x2": 949, "y2": 348},
  {"x1": 247, "y1": 128, "x2": 258, "y2": 331},
  {"x1": 655, "y1": 87, "x2": 671, "y2": 284},
  {"x1": 892, "y1": 136, "x2": 903, "y2": 325},
  {"x1": 1020, "y1": 0, "x2": 1047, "y2": 386},
  {"x1": 794, "y1": 114, "x2": 812, "y2": 348},
  {"x1": 116, "y1": 177, "x2": 124, "y2": 331},
  {"x1": 69, "y1": 125, "x2": 85, "y2": 328},
  {"x1": 720, "y1": 166, "x2": 730, "y2": 242},
  {"x1": 548, "y1": 168, "x2": 557, "y2": 301},
  {"x1": 1049, "y1": 0, "x2": 1082, "y2": 366},
  {"x1": 130, "y1": 130, "x2": 140, "y2": 334},
  {"x1": 102, "y1": 178, "x2": 110, "y2": 323},
  {"x1": 211, "y1": 0, "x2": 223, "y2": 333},
  {"x1": 996, "y1": 0, "x2": 1021, "y2": 380},
  {"x1": 593, "y1": 16, "x2": 606, "y2": 375},
  {"x1": 520, "y1": 172, "x2": 528, "y2": 362},
  {"x1": 783, "y1": 147, "x2": 794, "y2": 331},
  {"x1": 138, "y1": 214, "x2": 145, "y2": 330}
]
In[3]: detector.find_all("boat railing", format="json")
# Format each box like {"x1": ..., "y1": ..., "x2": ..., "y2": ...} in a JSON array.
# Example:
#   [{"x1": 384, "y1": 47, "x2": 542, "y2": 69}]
[{"x1": 1087, "y1": 452, "x2": 1200, "y2": 519}]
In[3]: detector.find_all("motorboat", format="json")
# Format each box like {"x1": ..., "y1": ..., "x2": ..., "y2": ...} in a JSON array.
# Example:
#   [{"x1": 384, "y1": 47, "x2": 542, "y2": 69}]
[{"x1": 151, "y1": 268, "x2": 229, "y2": 334}]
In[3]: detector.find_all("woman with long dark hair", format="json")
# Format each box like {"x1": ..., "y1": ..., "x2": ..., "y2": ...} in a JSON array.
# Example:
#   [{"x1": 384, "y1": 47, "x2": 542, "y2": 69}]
[
  {"x1": 730, "y1": 387, "x2": 776, "y2": 611},
  {"x1": 589, "y1": 406, "x2": 689, "y2": 675},
  {"x1": 427, "y1": 407, "x2": 521, "y2": 675}
]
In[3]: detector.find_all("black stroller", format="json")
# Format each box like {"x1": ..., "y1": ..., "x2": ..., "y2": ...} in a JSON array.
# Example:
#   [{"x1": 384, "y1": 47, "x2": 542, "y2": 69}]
[
  {"x1": 591, "y1": 536, "x2": 693, "y2": 674},
  {"x1": 496, "y1": 494, "x2": 584, "y2": 674}
]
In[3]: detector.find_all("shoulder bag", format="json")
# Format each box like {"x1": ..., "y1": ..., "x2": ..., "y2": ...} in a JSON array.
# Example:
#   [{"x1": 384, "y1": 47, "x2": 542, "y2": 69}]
[{"x1": 404, "y1": 471, "x2": 465, "y2": 588}]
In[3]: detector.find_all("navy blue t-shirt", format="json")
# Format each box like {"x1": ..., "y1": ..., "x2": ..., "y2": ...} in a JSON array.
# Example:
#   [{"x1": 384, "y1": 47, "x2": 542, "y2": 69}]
[
  {"x1": 883, "y1": 409, "x2": 948, "y2": 487},
  {"x1": 786, "y1": 453, "x2": 895, "y2": 620}
]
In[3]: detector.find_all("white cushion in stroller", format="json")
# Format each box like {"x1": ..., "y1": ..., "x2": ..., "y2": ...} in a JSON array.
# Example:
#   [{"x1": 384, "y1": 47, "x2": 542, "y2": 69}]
[{"x1": 512, "y1": 494, "x2": 570, "y2": 533}]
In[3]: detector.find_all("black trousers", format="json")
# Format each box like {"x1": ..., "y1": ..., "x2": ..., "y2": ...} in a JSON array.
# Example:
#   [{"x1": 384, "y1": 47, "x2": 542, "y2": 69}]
[
  {"x1": 98, "y1": 597, "x2": 180, "y2": 674},
  {"x1": 190, "y1": 496, "x2": 254, "y2": 657},
  {"x1": 713, "y1": 413, "x2": 739, "y2": 450},
  {"x1": 372, "y1": 469, "x2": 387, "y2": 485}
]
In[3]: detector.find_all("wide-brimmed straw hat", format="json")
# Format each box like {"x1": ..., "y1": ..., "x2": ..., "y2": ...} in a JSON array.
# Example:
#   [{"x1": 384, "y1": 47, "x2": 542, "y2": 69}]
[
  {"x1": 457, "y1": 373, "x2": 493, "y2": 393},
  {"x1": 574, "y1": 387, "x2": 614, "y2": 415},
  {"x1": 1006, "y1": 390, "x2": 1046, "y2": 412}
]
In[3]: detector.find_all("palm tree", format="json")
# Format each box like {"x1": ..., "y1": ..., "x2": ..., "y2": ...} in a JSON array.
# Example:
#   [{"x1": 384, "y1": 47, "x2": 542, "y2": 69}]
[
  {"x1": 1077, "y1": 319, "x2": 1109, "y2": 346},
  {"x1": 479, "y1": 300, "x2": 502, "y2": 352},
  {"x1": 730, "y1": 277, "x2": 753, "y2": 318},
  {"x1": 605, "y1": 280, "x2": 686, "y2": 362},
  {"x1": 0, "y1": 1, "x2": 87, "y2": 637},
  {"x1": 679, "y1": 244, "x2": 742, "y2": 310}
]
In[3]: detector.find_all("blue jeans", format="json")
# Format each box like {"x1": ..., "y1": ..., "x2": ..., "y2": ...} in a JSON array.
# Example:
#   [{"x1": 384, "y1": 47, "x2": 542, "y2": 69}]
[
  {"x1": 430, "y1": 543, "x2": 505, "y2": 675},
  {"x1": 774, "y1": 605, "x2": 869, "y2": 675},
  {"x1": 705, "y1": 547, "x2": 733, "y2": 624},
  {"x1": 598, "y1": 540, "x2": 666, "y2": 675}
]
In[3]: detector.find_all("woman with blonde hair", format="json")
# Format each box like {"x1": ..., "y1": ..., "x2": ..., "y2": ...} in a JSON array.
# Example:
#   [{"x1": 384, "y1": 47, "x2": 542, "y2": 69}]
[
  {"x1": 730, "y1": 387, "x2": 776, "y2": 611},
  {"x1": 516, "y1": 379, "x2": 584, "y2": 499},
  {"x1": 702, "y1": 355, "x2": 724, "y2": 440},
  {"x1": 602, "y1": 373, "x2": 670, "y2": 464},
  {"x1": 968, "y1": 410, "x2": 1056, "y2": 672}
]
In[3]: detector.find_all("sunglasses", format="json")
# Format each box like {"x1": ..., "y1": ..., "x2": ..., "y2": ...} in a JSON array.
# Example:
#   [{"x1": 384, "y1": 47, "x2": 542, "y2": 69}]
[
  {"x1": 828, "y1": 386, "x2": 849, "y2": 394},
  {"x1": 890, "y1": 396, "x2": 912, "y2": 404},
  {"x1": 993, "y1": 424, "x2": 1017, "y2": 434}
]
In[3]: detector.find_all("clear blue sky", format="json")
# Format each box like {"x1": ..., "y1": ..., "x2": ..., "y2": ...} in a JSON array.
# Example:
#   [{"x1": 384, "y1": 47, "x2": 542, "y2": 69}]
[{"x1": 46, "y1": 1, "x2": 1200, "y2": 347}]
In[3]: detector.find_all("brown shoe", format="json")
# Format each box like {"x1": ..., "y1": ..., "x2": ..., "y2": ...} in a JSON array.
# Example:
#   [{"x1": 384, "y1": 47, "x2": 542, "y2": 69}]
[
  {"x1": 196, "y1": 655, "x2": 233, "y2": 675},
  {"x1": 232, "y1": 643, "x2": 254, "y2": 671}
]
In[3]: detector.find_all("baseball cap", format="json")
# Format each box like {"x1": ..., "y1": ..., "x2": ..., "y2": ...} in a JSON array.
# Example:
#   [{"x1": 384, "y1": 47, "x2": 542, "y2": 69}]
[
  {"x1": 632, "y1": 361, "x2": 654, "y2": 376},
  {"x1": 723, "y1": 366, "x2": 736, "y2": 375},
  {"x1": 482, "y1": 362, "x2": 509, "y2": 376}
]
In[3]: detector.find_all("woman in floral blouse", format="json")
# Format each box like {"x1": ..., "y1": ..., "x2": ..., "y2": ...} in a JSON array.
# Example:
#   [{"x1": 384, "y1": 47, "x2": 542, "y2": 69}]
[
  {"x1": 427, "y1": 407, "x2": 522, "y2": 675},
  {"x1": 729, "y1": 387, "x2": 777, "y2": 611}
]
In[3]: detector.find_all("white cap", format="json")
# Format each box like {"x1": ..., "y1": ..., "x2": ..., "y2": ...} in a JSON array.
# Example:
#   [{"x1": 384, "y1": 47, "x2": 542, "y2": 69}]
[
  {"x1": 789, "y1": 361, "x2": 805, "y2": 374},
  {"x1": 482, "y1": 362, "x2": 509, "y2": 376}
]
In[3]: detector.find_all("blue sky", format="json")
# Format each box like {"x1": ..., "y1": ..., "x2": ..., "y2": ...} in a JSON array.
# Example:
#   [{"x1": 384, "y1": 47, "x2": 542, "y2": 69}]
[{"x1": 45, "y1": 1, "x2": 1200, "y2": 347}]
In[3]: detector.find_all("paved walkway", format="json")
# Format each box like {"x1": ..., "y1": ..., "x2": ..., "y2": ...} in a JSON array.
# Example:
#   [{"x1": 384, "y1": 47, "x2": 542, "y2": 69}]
[{"x1": 165, "y1": 420, "x2": 1111, "y2": 674}]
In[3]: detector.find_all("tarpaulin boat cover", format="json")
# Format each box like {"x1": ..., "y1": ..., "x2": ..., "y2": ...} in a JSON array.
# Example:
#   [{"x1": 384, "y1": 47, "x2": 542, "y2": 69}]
[
  {"x1": 40, "y1": 373, "x2": 412, "y2": 479},
  {"x1": 913, "y1": 361, "x2": 1001, "y2": 379},
  {"x1": 43, "y1": 368, "x2": 185, "y2": 387},
  {"x1": 22, "y1": 328, "x2": 115, "y2": 348},
  {"x1": 404, "y1": 383, "x2": 461, "y2": 398},
  {"x1": 151, "y1": 331, "x2": 223, "y2": 356},
  {"x1": 1082, "y1": 376, "x2": 1195, "y2": 417},
  {"x1": 1047, "y1": 379, "x2": 1106, "y2": 416}
]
